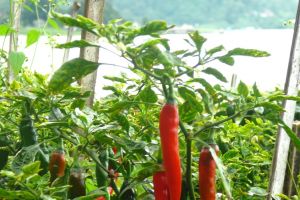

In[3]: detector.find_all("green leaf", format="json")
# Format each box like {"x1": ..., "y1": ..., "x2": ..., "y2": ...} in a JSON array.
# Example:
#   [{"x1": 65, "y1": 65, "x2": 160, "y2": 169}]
[
  {"x1": 268, "y1": 95, "x2": 300, "y2": 102},
  {"x1": 22, "y1": 161, "x2": 40, "y2": 175},
  {"x1": 202, "y1": 67, "x2": 227, "y2": 82},
  {"x1": 8, "y1": 51, "x2": 26, "y2": 75},
  {"x1": 278, "y1": 120, "x2": 300, "y2": 151},
  {"x1": 228, "y1": 48, "x2": 270, "y2": 57},
  {"x1": 237, "y1": 81, "x2": 248, "y2": 97},
  {"x1": 140, "y1": 20, "x2": 169, "y2": 35},
  {"x1": 178, "y1": 87, "x2": 202, "y2": 113},
  {"x1": 178, "y1": 86, "x2": 196, "y2": 100},
  {"x1": 206, "y1": 45, "x2": 224, "y2": 55},
  {"x1": 26, "y1": 29, "x2": 40, "y2": 47},
  {"x1": 137, "y1": 86, "x2": 158, "y2": 103},
  {"x1": 56, "y1": 40, "x2": 99, "y2": 49},
  {"x1": 47, "y1": 18, "x2": 60, "y2": 30},
  {"x1": 188, "y1": 78, "x2": 216, "y2": 98},
  {"x1": 218, "y1": 56, "x2": 234, "y2": 66},
  {"x1": 252, "y1": 83, "x2": 261, "y2": 97},
  {"x1": 256, "y1": 102, "x2": 284, "y2": 112},
  {"x1": 179, "y1": 102, "x2": 197, "y2": 122},
  {"x1": 248, "y1": 187, "x2": 268, "y2": 196},
  {"x1": 113, "y1": 114, "x2": 130, "y2": 133},
  {"x1": 188, "y1": 31, "x2": 207, "y2": 52},
  {"x1": 210, "y1": 147, "x2": 232, "y2": 198},
  {"x1": 49, "y1": 58, "x2": 100, "y2": 92},
  {"x1": 0, "y1": 24, "x2": 12, "y2": 35},
  {"x1": 103, "y1": 76, "x2": 127, "y2": 83},
  {"x1": 51, "y1": 12, "x2": 100, "y2": 35},
  {"x1": 198, "y1": 89, "x2": 213, "y2": 114}
]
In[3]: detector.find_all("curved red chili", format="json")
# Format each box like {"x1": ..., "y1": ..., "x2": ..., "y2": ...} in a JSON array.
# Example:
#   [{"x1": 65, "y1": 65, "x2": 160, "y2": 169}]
[
  {"x1": 153, "y1": 170, "x2": 170, "y2": 200},
  {"x1": 198, "y1": 144, "x2": 219, "y2": 200},
  {"x1": 159, "y1": 103, "x2": 181, "y2": 200}
]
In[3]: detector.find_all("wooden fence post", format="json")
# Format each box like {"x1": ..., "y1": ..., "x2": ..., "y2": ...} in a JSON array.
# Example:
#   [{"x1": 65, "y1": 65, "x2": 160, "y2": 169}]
[
  {"x1": 79, "y1": 0, "x2": 105, "y2": 107},
  {"x1": 268, "y1": 0, "x2": 300, "y2": 198}
]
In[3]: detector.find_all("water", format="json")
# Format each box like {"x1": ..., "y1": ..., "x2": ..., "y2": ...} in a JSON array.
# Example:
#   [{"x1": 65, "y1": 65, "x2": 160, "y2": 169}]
[{"x1": 0, "y1": 29, "x2": 294, "y2": 98}]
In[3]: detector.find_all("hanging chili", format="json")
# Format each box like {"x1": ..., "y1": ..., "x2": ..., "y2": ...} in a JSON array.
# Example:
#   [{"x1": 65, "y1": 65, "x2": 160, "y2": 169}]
[
  {"x1": 49, "y1": 149, "x2": 66, "y2": 184},
  {"x1": 198, "y1": 144, "x2": 219, "y2": 200},
  {"x1": 159, "y1": 100, "x2": 182, "y2": 200},
  {"x1": 153, "y1": 170, "x2": 170, "y2": 200},
  {"x1": 68, "y1": 167, "x2": 86, "y2": 199}
]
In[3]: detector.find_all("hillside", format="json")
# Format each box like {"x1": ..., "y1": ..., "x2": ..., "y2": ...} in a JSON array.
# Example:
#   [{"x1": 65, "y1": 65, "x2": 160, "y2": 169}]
[{"x1": 111, "y1": 0, "x2": 298, "y2": 29}]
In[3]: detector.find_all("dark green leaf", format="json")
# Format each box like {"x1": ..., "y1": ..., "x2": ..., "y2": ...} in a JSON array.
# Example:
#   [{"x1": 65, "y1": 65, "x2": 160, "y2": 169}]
[
  {"x1": 202, "y1": 67, "x2": 227, "y2": 82},
  {"x1": 137, "y1": 86, "x2": 158, "y2": 103},
  {"x1": 26, "y1": 29, "x2": 40, "y2": 47},
  {"x1": 207, "y1": 45, "x2": 224, "y2": 55},
  {"x1": 51, "y1": 12, "x2": 100, "y2": 35},
  {"x1": 228, "y1": 48, "x2": 270, "y2": 57},
  {"x1": 188, "y1": 31, "x2": 207, "y2": 51},
  {"x1": 49, "y1": 58, "x2": 100, "y2": 92},
  {"x1": 140, "y1": 20, "x2": 169, "y2": 35},
  {"x1": 8, "y1": 51, "x2": 26, "y2": 75},
  {"x1": 198, "y1": 89, "x2": 213, "y2": 114},
  {"x1": 237, "y1": 81, "x2": 248, "y2": 97},
  {"x1": 279, "y1": 120, "x2": 300, "y2": 151},
  {"x1": 188, "y1": 78, "x2": 216, "y2": 98},
  {"x1": 218, "y1": 56, "x2": 234, "y2": 66},
  {"x1": 56, "y1": 40, "x2": 99, "y2": 49},
  {"x1": 252, "y1": 83, "x2": 261, "y2": 97},
  {"x1": 178, "y1": 86, "x2": 196, "y2": 100},
  {"x1": 113, "y1": 114, "x2": 130, "y2": 133}
]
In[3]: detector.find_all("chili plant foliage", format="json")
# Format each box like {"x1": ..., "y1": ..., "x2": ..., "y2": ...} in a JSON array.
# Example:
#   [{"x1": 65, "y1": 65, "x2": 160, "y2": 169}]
[{"x1": 0, "y1": 10, "x2": 300, "y2": 200}]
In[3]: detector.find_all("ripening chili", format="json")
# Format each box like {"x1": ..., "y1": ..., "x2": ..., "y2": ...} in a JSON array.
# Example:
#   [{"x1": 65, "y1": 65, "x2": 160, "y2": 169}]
[
  {"x1": 198, "y1": 144, "x2": 219, "y2": 200},
  {"x1": 49, "y1": 150, "x2": 66, "y2": 184},
  {"x1": 159, "y1": 101, "x2": 182, "y2": 200},
  {"x1": 153, "y1": 170, "x2": 170, "y2": 200},
  {"x1": 68, "y1": 167, "x2": 86, "y2": 199}
]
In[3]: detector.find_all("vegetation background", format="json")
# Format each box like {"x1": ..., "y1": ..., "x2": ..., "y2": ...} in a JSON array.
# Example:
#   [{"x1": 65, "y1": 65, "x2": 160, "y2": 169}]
[{"x1": 0, "y1": 0, "x2": 298, "y2": 29}]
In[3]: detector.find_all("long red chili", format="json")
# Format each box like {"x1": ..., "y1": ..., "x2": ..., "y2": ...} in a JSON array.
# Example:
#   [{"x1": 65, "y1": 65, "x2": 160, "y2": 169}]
[
  {"x1": 198, "y1": 144, "x2": 219, "y2": 200},
  {"x1": 153, "y1": 170, "x2": 170, "y2": 200},
  {"x1": 159, "y1": 102, "x2": 181, "y2": 200},
  {"x1": 49, "y1": 150, "x2": 66, "y2": 184}
]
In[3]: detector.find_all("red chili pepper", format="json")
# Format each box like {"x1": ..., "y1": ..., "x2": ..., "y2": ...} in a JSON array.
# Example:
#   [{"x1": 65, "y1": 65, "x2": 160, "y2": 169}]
[
  {"x1": 95, "y1": 197, "x2": 106, "y2": 200},
  {"x1": 153, "y1": 171, "x2": 170, "y2": 200},
  {"x1": 159, "y1": 102, "x2": 181, "y2": 200},
  {"x1": 198, "y1": 144, "x2": 219, "y2": 200},
  {"x1": 49, "y1": 150, "x2": 66, "y2": 184}
]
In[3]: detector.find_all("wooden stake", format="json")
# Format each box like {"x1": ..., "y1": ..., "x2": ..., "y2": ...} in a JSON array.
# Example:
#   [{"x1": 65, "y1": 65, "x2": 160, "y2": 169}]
[
  {"x1": 268, "y1": 1, "x2": 300, "y2": 198},
  {"x1": 80, "y1": 0, "x2": 105, "y2": 107},
  {"x1": 8, "y1": 0, "x2": 22, "y2": 83}
]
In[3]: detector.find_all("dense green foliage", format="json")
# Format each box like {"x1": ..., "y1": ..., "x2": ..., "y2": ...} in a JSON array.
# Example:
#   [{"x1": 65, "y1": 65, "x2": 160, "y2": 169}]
[{"x1": 2, "y1": 1, "x2": 300, "y2": 199}]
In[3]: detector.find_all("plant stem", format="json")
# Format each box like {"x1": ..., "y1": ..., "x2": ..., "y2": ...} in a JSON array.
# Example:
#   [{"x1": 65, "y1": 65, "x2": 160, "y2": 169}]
[{"x1": 179, "y1": 121, "x2": 195, "y2": 200}]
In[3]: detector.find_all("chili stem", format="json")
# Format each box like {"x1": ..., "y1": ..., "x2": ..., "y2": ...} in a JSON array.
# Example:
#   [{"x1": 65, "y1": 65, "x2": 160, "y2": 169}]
[{"x1": 179, "y1": 121, "x2": 195, "y2": 200}]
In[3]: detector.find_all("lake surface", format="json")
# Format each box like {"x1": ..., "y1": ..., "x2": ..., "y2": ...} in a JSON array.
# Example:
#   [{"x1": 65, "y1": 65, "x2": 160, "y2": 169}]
[{"x1": 0, "y1": 29, "x2": 294, "y2": 98}]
